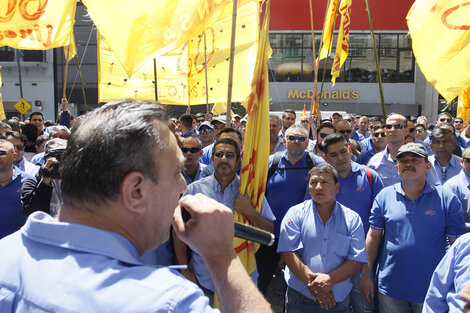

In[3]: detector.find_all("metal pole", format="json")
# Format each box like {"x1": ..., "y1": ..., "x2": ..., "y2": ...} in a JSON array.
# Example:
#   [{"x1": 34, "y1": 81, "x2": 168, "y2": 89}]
[
  {"x1": 75, "y1": 55, "x2": 88, "y2": 112},
  {"x1": 16, "y1": 49, "x2": 24, "y2": 120},
  {"x1": 203, "y1": 31, "x2": 210, "y2": 114},
  {"x1": 226, "y1": 0, "x2": 238, "y2": 126},
  {"x1": 153, "y1": 58, "x2": 158, "y2": 101}
]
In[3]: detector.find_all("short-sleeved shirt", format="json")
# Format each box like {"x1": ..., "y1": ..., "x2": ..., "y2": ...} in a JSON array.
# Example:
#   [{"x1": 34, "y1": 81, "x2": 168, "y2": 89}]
[
  {"x1": 182, "y1": 163, "x2": 206, "y2": 185},
  {"x1": 278, "y1": 200, "x2": 367, "y2": 302},
  {"x1": 200, "y1": 142, "x2": 215, "y2": 165},
  {"x1": 0, "y1": 212, "x2": 217, "y2": 313},
  {"x1": 429, "y1": 154, "x2": 462, "y2": 184},
  {"x1": 369, "y1": 183, "x2": 466, "y2": 303},
  {"x1": 367, "y1": 146, "x2": 441, "y2": 187},
  {"x1": 423, "y1": 233, "x2": 470, "y2": 312},
  {"x1": 184, "y1": 174, "x2": 275, "y2": 291},
  {"x1": 336, "y1": 162, "x2": 384, "y2": 234},
  {"x1": 266, "y1": 150, "x2": 325, "y2": 237},
  {"x1": 356, "y1": 148, "x2": 376, "y2": 165},
  {"x1": 0, "y1": 167, "x2": 31, "y2": 239},
  {"x1": 272, "y1": 136, "x2": 286, "y2": 155},
  {"x1": 444, "y1": 170, "x2": 470, "y2": 222}
]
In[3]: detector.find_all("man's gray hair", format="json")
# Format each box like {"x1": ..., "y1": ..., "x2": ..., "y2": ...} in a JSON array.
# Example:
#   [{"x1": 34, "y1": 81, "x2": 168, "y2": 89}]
[
  {"x1": 51, "y1": 125, "x2": 71, "y2": 137},
  {"x1": 286, "y1": 123, "x2": 308, "y2": 137},
  {"x1": 270, "y1": 114, "x2": 281, "y2": 125},
  {"x1": 0, "y1": 138, "x2": 14, "y2": 151},
  {"x1": 60, "y1": 100, "x2": 170, "y2": 210}
]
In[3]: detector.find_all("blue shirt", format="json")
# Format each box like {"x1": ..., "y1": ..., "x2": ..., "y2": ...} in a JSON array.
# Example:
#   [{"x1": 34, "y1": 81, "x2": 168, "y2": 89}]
[
  {"x1": 200, "y1": 142, "x2": 214, "y2": 165},
  {"x1": 277, "y1": 200, "x2": 367, "y2": 302},
  {"x1": 266, "y1": 150, "x2": 325, "y2": 237},
  {"x1": 369, "y1": 183, "x2": 466, "y2": 303},
  {"x1": 350, "y1": 131, "x2": 364, "y2": 142},
  {"x1": 0, "y1": 212, "x2": 217, "y2": 313},
  {"x1": 184, "y1": 174, "x2": 275, "y2": 291},
  {"x1": 182, "y1": 163, "x2": 206, "y2": 185},
  {"x1": 30, "y1": 152, "x2": 46, "y2": 166},
  {"x1": 356, "y1": 148, "x2": 376, "y2": 165},
  {"x1": 337, "y1": 162, "x2": 384, "y2": 234},
  {"x1": 444, "y1": 170, "x2": 470, "y2": 222},
  {"x1": 429, "y1": 154, "x2": 462, "y2": 184},
  {"x1": 459, "y1": 133, "x2": 470, "y2": 147},
  {"x1": 0, "y1": 167, "x2": 31, "y2": 239},
  {"x1": 272, "y1": 136, "x2": 286, "y2": 155},
  {"x1": 423, "y1": 233, "x2": 470, "y2": 313},
  {"x1": 367, "y1": 146, "x2": 441, "y2": 187},
  {"x1": 360, "y1": 137, "x2": 373, "y2": 152}
]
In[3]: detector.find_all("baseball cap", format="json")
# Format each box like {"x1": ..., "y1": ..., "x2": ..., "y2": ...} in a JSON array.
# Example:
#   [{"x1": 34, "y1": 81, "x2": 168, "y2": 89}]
[
  {"x1": 44, "y1": 138, "x2": 67, "y2": 156},
  {"x1": 396, "y1": 143, "x2": 428, "y2": 159},
  {"x1": 211, "y1": 116, "x2": 227, "y2": 125},
  {"x1": 199, "y1": 121, "x2": 213, "y2": 129}
]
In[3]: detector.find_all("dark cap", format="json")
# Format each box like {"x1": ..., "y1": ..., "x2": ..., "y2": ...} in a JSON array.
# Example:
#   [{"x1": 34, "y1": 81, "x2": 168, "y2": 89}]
[
  {"x1": 44, "y1": 138, "x2": 67, "y2": 156},
  {"x1": 396, "y1": 143, "x2": 428, "y2": 159}
]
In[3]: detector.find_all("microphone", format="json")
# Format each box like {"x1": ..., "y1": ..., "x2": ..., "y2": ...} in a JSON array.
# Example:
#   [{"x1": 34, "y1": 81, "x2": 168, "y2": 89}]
[{"x1": 182, "y1": 209, "x2": 275, "y2": 246}]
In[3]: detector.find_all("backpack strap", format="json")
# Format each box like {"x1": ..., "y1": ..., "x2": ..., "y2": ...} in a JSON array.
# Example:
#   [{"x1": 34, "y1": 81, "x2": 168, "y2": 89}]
[
  {"x1": 267, "y1": 152, "x2": 283, "y2": 182},
  {"x1": 305, "y1": 151, "x2": 317, "y2": 170},
  {"x1": 364, "y1": 165, "x2": 373, "y2": 190}
]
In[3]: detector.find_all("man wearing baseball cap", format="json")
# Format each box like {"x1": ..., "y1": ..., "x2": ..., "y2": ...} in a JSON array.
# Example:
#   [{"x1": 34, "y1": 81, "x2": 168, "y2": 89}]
[{"x1": 361, "y1": 143, "x2": 466, "y2": 313}]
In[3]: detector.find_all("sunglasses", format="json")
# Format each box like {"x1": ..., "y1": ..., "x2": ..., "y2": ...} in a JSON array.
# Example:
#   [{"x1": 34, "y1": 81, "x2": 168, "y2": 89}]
[
  {"x1": 439, "y1": 118, "x2": 452, "y2": 123},
  {"x1": 287, "y1": 135, "x2": 307, "y2": 142},
  {"x1": 0, "y1": 150, "x2": 7, "y2": 156},
  {"x1": 319, "y1": 133, "x2": 330, "y2": 139},
  {"x1": 199, "y1": 128, "x2": 212, "y2": 134},
  {"x1": 463, "y1": 158, "x2": 470, "y2": 163},
  {"x1": 300, "y1": 120, "x2": 309, "y2": 124},
  {"x1": 181, "y1": 147, "x2": 201, "y2": 153},
  {"x1": 416, "y1": 128, "x2": 425, "y2": 133},
  {"x1": 345, "y1": 119, "x2": 352, "y2": 122},
  {"x1": 339, "y1": 129, "x2": 352, "y2": 134},
  {"x1": 197, "y1": 119, "x2": 205, "y2": 123},
  {"x1": 214, "y1": 151, "x2": 236, "y2": 159},
  {"x1": 385, "y1": 124, "x2": 405, "y2": 130},
  {"x1": 408, "y1": 128, "x2": 415, "y2": 133},
  {"x1": 454, "y1": 120, "x2": 463, "y2": 124},
  {"x1": 373, "y1": 132, "x2": 386, "y2": 138}
]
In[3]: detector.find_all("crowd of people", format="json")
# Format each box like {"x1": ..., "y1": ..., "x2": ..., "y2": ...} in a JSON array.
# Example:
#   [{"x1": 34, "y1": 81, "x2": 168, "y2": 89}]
[{"x1": 0, "y1": 100, "x2": 469, "y2": 313}]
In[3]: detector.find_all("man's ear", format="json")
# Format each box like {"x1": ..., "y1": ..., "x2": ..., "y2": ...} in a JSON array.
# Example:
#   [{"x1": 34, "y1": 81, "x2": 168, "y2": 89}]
[
  {"x1": 425, "y1": 161, "x2": 432, "y2": 174},
  {"x1": 121, "y1": 171, "x2": 148, "y2": 214}
]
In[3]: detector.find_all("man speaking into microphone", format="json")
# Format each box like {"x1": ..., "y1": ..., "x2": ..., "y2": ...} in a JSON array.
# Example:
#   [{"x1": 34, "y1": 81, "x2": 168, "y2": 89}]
[{"x1": 175, "y1": 137, "x2": 275, "y2": 304}]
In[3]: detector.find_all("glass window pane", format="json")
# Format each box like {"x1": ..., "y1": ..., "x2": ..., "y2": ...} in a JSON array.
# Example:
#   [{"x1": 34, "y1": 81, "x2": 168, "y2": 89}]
[
  {"x1": 23, "y1": 51, "x2": 44, "y2": 62},
  {"x1": 269, "y1": 34, "x2": 281, "y2": 48},
  {"x1": 0, "y1": 47, "x2": 14, "y2": 61},
  {"x1": 282, "y1": 34, "x2": 303, "y2": 48},
  {"x1": 398, "y1": 35, "x2": 412, "y2": 49},
  {"x1": 398, "y1": 51, "x2": 414, "y2": 82}
]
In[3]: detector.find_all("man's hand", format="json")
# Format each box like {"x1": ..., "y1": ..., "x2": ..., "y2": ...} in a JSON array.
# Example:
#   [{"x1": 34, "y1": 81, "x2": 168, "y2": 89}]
[
  {"x1": 349, "y1": 142, "x2": 360, "y2": 156},
  {"x1": 315, "y1": 290, "x2": 336, "y2": 310},
  {"x1": 61, "y1": 97, "x2": 68, "y2": 111},
  {"x1": 360, "y1": 272, "x2": 375, "y2": 303},
  {"x1": 41, "y1": 157, "x2": 58, "y2": 185},
  {"x1": 234, "y1": 193, "x2": 255, "y2": 217},
  {"x1": 308, "y1": 273, "x2": 334, "y2": 294},
  {"x1": 173, "y1": 194, "x2": 235, "y2": 262}
]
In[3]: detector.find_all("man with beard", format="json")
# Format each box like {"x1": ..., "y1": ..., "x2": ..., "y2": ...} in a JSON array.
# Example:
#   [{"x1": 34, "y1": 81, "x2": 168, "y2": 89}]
[
  {"x1": 270, "y1": 114, "x2": 285, "y2": 155},
  {"x1": 175, "y1": 138, "x2": 275, "y2": 304},
  {"x1": 362, "y1": 143, "x2": 466, "y2": 313}
]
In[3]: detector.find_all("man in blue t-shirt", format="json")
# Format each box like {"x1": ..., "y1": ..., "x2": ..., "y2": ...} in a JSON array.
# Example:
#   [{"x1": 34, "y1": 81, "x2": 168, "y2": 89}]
[
  {"x1": 322, "y1": 134, "x2": 384, "y2": 313},
  {"x1": 363, "y1": 143, "x2": 466, "y2": 313}
]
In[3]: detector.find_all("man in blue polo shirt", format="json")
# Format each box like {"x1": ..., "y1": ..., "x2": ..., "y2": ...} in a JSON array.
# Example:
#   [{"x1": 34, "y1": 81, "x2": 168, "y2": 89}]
[
  {"x1": 444, "y1": 145, "x2": 470, "y2": 231},
  {"x1": 322, "y1": 134, "x2": 384, "y2": 313},
  {"x1": 429, "y1": 127, "x2": 462, "y2": 184},
  {"x1": 180, "y1": 135, "x2": 205, "y2": 185},
  {"x1": 362, "y1": 143, "x2": 466, "y2": 313},
  {"x1": 423, "y1": 232, "x2": 470, "y2": 312},
  {"x1": 0, "y1": 139, "x2": 31, "y2": 239},
  {"x1": 256, "y1": 123, "x2": 324, "y2": 296},
  {"x1": 278, "y1": 163, "x2": 367, "y2": 312}
]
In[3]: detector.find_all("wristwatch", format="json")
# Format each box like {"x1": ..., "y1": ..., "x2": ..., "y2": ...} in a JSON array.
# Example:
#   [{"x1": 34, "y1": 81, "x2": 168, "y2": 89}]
[{"x1": 39, "y1": 167, "x2": 51, "y2": 178}]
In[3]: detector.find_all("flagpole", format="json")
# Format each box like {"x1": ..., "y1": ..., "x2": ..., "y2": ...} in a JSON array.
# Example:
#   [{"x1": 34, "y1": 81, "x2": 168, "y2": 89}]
[
  {"x1": 308, "y1": 0, "x2": 321, "y2": 123},
  {"x1": 62, "y1": 45, "x2": 71, "y2": 101},
  {"x1": 365, "y1": 0, "x2": 386, "y2": 121},
  {"x1": 74, "y1": 54, "x2": 88, "y2": 113},
  {"x1": 153, "y1": 58, "x2": 158, "y2": 101},
  {"x1": 15, "y1": 50, "x2": 24, "y2": 120},
  {"x1": 203, "y1": 31, "x2": 210, "y2": 114},
  {"x1": 226, "y1": 0, "x2": 238, "y2": 126}
]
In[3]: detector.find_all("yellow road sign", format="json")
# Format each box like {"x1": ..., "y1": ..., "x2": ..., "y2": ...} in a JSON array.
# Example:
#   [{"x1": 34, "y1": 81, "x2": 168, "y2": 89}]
[{"x1": 14, "y1": 98, "x2": 31, "y2": 114}]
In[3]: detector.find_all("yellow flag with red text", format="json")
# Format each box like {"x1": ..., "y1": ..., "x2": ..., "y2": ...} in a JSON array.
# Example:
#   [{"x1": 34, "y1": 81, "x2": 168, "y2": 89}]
[
  {"x1": 458, "y1": 87, "x2": 470, "y2": 124},
  {"x1": 0, "y1": 0, "x2": 76, "y2": 49},
  {"x1": 330, "y1": 0, "x2": 351, "y2": 85},
  {"x1": 318, "y1": 0, "x2": 340, "y2": 60},
  {"x1": 407, "y1": 0, "x2": 470, "y2": 102}
]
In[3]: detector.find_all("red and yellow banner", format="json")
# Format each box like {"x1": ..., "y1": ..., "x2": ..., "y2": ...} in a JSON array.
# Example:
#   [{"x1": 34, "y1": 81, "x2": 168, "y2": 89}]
[
  {"x1": 0, "y1": 0, "x2": 76, "y2": 49},
  {"x1": 318, "y1": 0, "x2": 340, "y2": 60},
  {"x1": 407, "y1": 0, "x2": 470, "y2": 102},
  {"x1": 330, "y1": 0, "x2": 351, "y2": 85},
  {"x1": 458, "y1": 87, "x2": 470, "y2": 124}
]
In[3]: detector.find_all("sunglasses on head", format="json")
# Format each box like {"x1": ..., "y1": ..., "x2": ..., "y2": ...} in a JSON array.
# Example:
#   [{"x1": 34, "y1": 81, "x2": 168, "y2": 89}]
[
  {"x1": 287, "y1": 135, "x2": 307, "y2": 142},
  {"x1": 214, "y1": 151, "x2": 236, "y2": 159},
  {"x1": 181, "y1": 147, "x2": 201, "y2": 153},
  {"x1": 339, "y1": 129, "x2": 352, "y2": 134},
  {"x1": 385, "y1": 124, "x2": 405, "y2": 130}
]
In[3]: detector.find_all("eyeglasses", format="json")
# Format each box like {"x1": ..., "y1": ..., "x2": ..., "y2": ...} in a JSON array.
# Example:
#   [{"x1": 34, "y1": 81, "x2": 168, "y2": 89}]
[
  {"x1": 181, "y1": 147, "x2": 201, "y2": 153},
  {"x1": 214, "y1": 151, "x2": 236, "y2": 159},
  {"x1": 408, "y1": 128, "x2": 415, "y2": 133},
  {"x1": 199, "y1": 128, "x2": 212, "y2": 134},
  {"x1": 385, "y1": 124, "x2": 405, "y2": 130},
  {"x1": 454, "y1": 120, "x2": 463, "y2": 124},
  {"x1": 300, "y1": 120, "x2": 309, "y2": 124},
  {"x1": 439, "y1": 118, "x2": 452, "y2": 123},
  {"x1": 338, "y1": 129, "x2": 352, "y2": 134},
  {"x1": 345, "y1": 119, "x2": 352, "y2": 123},
  {"x1": 319, "y1": 133, "x2": 330, "y2": 139},
  {"x1": 287, "y1": 135, "x2": 307, "y2": 142},
  {"x1": 463, "y1": 157, "x2": 470, "y2": 163},
  {"x1": 373, "y1": 132, "x2": 386, "y2": 138},
  {"x1": 416, "y1": 128, "x2": 425, "y2": 133},
  {"x1": 14, "y1": 144, "x2": 24, "y2": 151},
  {"x1": 197, "y1": 119, "x2": 205, "y2": 123},
  {"x1": 0, "y1": 150, "x2": 6, "y2": 156}
]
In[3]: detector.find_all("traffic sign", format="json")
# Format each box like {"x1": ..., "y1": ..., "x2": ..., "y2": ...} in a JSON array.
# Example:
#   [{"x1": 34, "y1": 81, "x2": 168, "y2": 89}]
[{"x1": 14, "y1": 98, "x2": 31, "y2": 114}]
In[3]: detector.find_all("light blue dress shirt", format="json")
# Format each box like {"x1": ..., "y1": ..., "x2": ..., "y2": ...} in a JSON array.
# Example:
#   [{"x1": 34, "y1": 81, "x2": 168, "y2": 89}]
[
  {"x1": 429, "y1": 154, "x2": 462, "y2": 184},
  {"x1": 0, "y1": 212, "x2": 217, "y2": 313},
  {"x1": 423, "y1": 233, "x2": 470, "y2": 312},
  {"x1": 184, "y1": 174, "x2": 275, "y2": 292},
  {"x1": 444, "y1": 170, "x2": 470, "y2": 222},
  {"x1": 277, "y1": 200, "x2": 367, "y2": 302},
  {"x1": 182, "y1": 162, "x2": 206, "y2": 185}
]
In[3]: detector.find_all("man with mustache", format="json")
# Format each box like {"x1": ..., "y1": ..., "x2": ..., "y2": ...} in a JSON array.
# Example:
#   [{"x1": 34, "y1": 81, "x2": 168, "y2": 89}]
[{"x1": 361, "y1": 143, "x2": 466, "y2": 313}]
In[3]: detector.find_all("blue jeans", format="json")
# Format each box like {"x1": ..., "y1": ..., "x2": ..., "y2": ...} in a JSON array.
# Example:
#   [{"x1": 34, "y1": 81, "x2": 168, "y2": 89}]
[
  {"x1": 350, "y1": 270, "x2": 375, "y2": 313},
  {"x1": 285, "y1": 287, "x2": 350, "y2": 313},
  {"x1": 378, "y1": 292, "x2": 423, "y2": 313}
]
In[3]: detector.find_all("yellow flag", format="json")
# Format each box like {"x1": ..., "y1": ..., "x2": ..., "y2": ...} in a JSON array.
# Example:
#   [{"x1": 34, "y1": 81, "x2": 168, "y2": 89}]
[
  {"x1": 318, "y1": 0, "x2": 340, "y2": 60},
  {"x1": 97, "y1": 1, "x2": 257, "y2": 105},
  {"x1": 0, "y1": 0, "x2": 76, "y2": 49},
  {"x1": 64, "y1": 32, "x2": 77, "y2": 62},
  {"x1": 407, "y1": 0, "x2": 470, "y2": 102},
  {"x1": 84, "y1": 0, "x2": 252, "y2": 77},
  {"x1": 0, "y1": 68, "x2": 5, "y2": 121},
  {"x1": 458, "y1": 87, "x2": 470, "y2": 124},
  {"x1": 330, "y1": 0, "x2": 352, "y2": 85}
]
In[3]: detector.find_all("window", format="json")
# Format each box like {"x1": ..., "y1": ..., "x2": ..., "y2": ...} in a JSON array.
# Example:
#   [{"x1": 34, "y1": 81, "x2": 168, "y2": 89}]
[{"x1": 0, "y1": 49, "x2": 45, "y2": 62}]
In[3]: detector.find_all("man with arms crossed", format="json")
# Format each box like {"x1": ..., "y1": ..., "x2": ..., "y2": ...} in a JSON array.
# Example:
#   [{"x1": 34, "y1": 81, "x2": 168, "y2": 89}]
[{"x1": 0, "y1": 100, "x2": 271, "y2": 313}]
